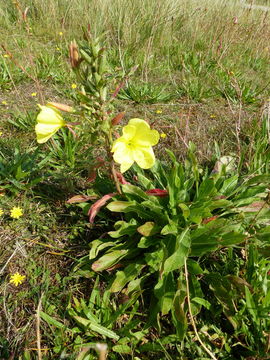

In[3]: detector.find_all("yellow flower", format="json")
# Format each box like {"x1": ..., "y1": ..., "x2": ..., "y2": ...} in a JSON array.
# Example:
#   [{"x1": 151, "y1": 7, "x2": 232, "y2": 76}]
[
  {"x1": 160, "y1": 133, "x2": 167, "y2": 138},
  {"x1": 1, "y1": 101, "x2": 7, "y2": 105},
  {"x1": 10, "y1": 206, "x2": 23, "y2": 219},
  {"x1": 112, "y1": 118, "x2": 159, "y2": 173},
  {"x1": 3, "y1": 54, "x2": 9, "y2": 58},
  {"x1": 0, "y1": 131, "x2": 3, "y2": 137},
  {"x1": 156, "y1": 109, "x2": 162, "y2": 114},
  {"x1": 31, "y1": 92, "x2": 37, "y2": 97},
  {"x1": 35, "y1": 105, "x2": 66, "y2": 144},
  {"x1": 59, "y1": 31, "x2": 63, "y2": 36},
  {"x1": 210, "y1": 114, "x2": 216, "y2": 118},
  {"x1": 9, "y1": 272, "x2": 26, "y2": 286},
  {"x1": 0, "y1": 209, "x2": 4, "y2": 216}
]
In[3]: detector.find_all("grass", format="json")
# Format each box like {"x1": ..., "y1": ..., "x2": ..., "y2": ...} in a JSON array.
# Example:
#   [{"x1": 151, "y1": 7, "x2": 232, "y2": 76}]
[{"x1": 0, "y1": 0, "x2": 270, "y2": 359}]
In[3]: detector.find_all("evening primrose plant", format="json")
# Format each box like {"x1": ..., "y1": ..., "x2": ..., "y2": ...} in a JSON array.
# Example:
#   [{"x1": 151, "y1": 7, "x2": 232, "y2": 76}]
[{"x1": 32, "y1": 35, "x2": 270, "y2": 359}]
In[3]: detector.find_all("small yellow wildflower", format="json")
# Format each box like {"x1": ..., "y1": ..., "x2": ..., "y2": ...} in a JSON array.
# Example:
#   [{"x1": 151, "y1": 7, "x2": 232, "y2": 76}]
[
  {"x1": 156, "y1": 109, "x2": 162, "y2": 114},
  {"x1": 210, "y1": 114, "x2": 216, "y2": 118},
  {"x1": 31, "y1": 92, "x2": 37, "y2": 97},
  {"x1": 9, "y1": 272, "x2": 26, "y2": 286},
  {"x1": 56, "y1": 47, "x2": 60, "y2": 51},
  {"x1": 0, "y1": 209, "x2": 4, "y2": 216},
  {"x1": 10, "y1": 207, "x2": 23, "y2": 219},
  {"x1": 1, "y1": 101, "x2": 7, "y2": 105},
  {"x1": 3, "y1": 54, "x2": 9, "y2": 58},
  {"x1": 0, "y1": 132, "x2": 3, "y2": 137},
  {"x1": 59, "y1": 31, "x2": 63, "y2": 36},
  {"x1": 160, "y1": 133, "x2": 167, "y2": 139},
  {"x1": 71, "y1": 83, "x2": 77, "y2": 89}
]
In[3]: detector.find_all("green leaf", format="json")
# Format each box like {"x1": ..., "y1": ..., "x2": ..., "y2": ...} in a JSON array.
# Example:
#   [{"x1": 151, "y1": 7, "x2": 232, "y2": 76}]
[
  {"x1": 110, "y1": 263, "x2": 144, "y2": 292},
  {"x1": 137, "y1": 236, "x2": 157, "y2": 248},
  {"x1": 245, "y1": 286, "x2": 259, "y2": 325},
  {"x1": 40, "y1": 311, "x2": 66, "y2": 329},
  {"x1": 172, "y1": 289, "x2": 187, "y2": 340},
  {"x1": 161, "y1": 221, "x2": 178, "y2": 235},
  {"x1": 122, "y1": 184, "x2": 149, "y2": 199},
  {"x1": 187, "y1": 259, "x2": 204, "y2": 275},
  {"x1": 178, "y1": 203, "x2": 190, "y2": 220},
  {"x1": 245, "y1": 174, "x2": 270, "y2": 186},
  {"x1": 219, "y1": 175, "x2": 238, "y2": 195},
  {"x1": 197, "y1": 178, "x2": 216, "y2": 199},
  {"x1": 219, "y1": 231, "x2": 246, "y2": 246},
  {"x1": 107, "y1": 201, "x2": 136, "y2": 212},
  {"x1": 112, "y1": 345, "x2": 132, "y2": 354},
  {"x1": 137, "y1": 222, "x2": 160, "y2": 236},
  {"x1": 91, "y1": 249, "x2": 129, "y2": 271},
  {"x1": 89, "y1": 239, "x2": 115, "y2": 259},
  {"x1": 108, "y1": 219, "x2": 138, "y2": 238},
  {"x1": 208, "y1": 199, "x2": 232, "y2": 211},
  {"x1": 154, "y1": 272, "x2": 175, "y2": 315},
  {"x1": 192, "y1": 297, "x2": 211, "y2": 310},
  {"x1": 163, "y1": 229, "x2": 190, "y2": 273},
  {"x1": 73, "y1": 316, "x2": 120, "y2": 340}
]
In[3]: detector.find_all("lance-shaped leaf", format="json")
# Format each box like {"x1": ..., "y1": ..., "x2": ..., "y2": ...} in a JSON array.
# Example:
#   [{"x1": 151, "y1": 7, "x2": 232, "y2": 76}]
[
  {"x1": 91, "y1": 249, "x2": 128, "y2": 271},
  {"x1": 67, "y1": 194, "x2": 98, "y2": 204},
  {"x1": 88, "y1": 193, "x2": 116, "y2": 223},
  {"x1": 73, "y1": 316, "x2": 120, "y2": 340},
  {"x1": 163, "y1": 229, "x2": 190, "y2": 273},
  {"x1": 110, "y1": 263, "x2": 144, "y2": 293},
  {"x1": 107, "y1": 200, "x2": 136, "y2": 212},
  {"x1": 145, "y1": 189, "x2": 169, "y2": 197},
  {"x1": 137, "y1": 222, "x2": 160, "y2": 237}
]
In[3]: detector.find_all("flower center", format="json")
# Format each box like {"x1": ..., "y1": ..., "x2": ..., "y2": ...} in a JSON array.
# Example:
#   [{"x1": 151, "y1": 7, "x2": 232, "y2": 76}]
[{"x1": 127, "y1": 141, "x2": 134, "y2": 148}]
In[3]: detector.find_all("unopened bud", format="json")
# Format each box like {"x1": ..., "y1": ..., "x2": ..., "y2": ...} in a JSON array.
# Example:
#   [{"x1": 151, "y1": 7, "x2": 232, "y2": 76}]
[
  {"x1": 111, "y1": 112, "x2": 125, "y2": 126},
  {"x1": 69, "y1": 41, "x2": 80, "y2": 68},
  {"x1": 47, "y1": 102, "x2": 74, "y2": 113}
]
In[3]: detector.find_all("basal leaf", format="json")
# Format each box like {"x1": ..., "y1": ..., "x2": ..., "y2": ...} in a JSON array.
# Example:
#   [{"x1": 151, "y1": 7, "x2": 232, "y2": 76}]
[
  {"x1": 91, "y1": 250, "x2": 129, "y2": 271},
  {"x1": 163, "y1": 229, "x2": 190, "y2": 273},
  {"x1": 110, "y1": 263, "x2": 144, "y2": 293}
]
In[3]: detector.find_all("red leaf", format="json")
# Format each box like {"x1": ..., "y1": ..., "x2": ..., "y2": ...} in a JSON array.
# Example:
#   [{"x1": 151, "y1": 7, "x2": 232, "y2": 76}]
[
  {"x1": 87, "y1": 171, "x2": 97, "y2": 183},
  {"x1": 67, "y1": 194, "x2": 98, "y2": 204},
  {"x1": 202, "y1": 216, "x2": 218, "y2": 224},
  {"x1": 145, "y1": 189, "x2": 168, "y2": 197},
  {"x1": 88, "y1": 193, "x2": 117, "y2": 223},
  {"x1": 116, "y1": 172, "x2": 130, "y2": 185}
]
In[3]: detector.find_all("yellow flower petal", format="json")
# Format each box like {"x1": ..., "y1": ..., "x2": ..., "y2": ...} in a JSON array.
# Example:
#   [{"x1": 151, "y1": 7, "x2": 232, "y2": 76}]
[
  {"x1": 35, "y1": 123, "x2": 62, "y2": 144},
  {"x1": 112, "y1": 141, "x2": 134, "y2": 166},
  {"x1": 35, "y1": 105, "x2": 65, "y2": 143},
  {"x1": 129, "y1": 119, "x2": 160, "y2": 146},
  {"x1": 133, "y1": 147, "x2": 155, "y2": 169},
  {"x1": 120, "y1": 161, "x2": 134, "y2": 173},
  {"x1": 122, "y1": 124, "x2": 137, "y2": 140}
]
